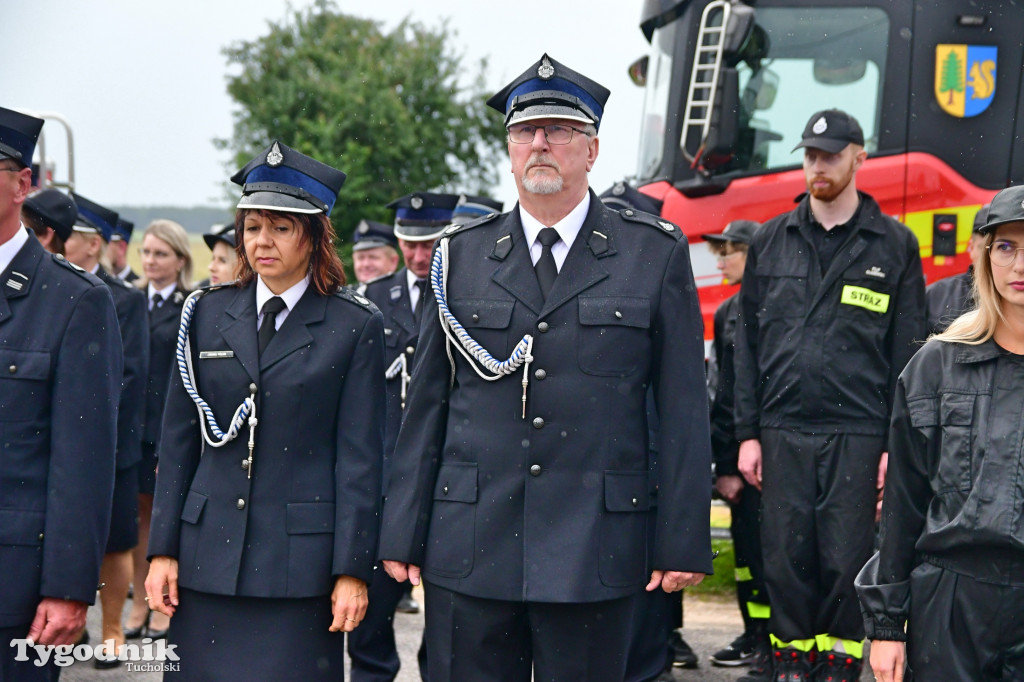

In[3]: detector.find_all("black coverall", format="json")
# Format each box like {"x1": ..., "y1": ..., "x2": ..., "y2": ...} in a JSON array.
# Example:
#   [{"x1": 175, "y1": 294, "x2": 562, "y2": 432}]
[
  {"x1": 734, "y1": 193, "x2": 926, "y2": 648},
  {"x1": 857, "y1": 339, "x2": 1024, "y2": 680}
]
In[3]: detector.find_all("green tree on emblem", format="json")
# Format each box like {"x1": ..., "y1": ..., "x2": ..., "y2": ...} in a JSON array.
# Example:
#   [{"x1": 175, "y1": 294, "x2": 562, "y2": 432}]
[{"x1": 939, "y1": 50, "x2": 965, "y2": 105}]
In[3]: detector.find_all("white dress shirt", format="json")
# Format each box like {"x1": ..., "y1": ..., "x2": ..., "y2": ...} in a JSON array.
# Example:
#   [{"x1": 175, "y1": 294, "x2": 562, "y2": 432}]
[
  {"x1": 406, "y1": 269, "x2": 428, "y2": 314},
  {"x1": 518, "y1": 193, "x2": 591, "y2": 271},
  {"x1": 0, "y1": 225, "x2": 30, "y2": 276}
]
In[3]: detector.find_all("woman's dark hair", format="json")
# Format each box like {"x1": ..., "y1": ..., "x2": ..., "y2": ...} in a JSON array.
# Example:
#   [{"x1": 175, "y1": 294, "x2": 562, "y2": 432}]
[{"x1": 233, "y1": 209, "x2": 347, "y2": 294}]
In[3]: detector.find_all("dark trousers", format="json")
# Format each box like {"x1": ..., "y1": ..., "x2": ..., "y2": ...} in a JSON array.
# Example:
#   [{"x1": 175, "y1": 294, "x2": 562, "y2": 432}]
[
  {"x1": 907, "y1": 562, "x2": 1024, "y2": 681},
  {"x1": 0, "y1": 624, "x2": 59, "y2": 682},
  {"x1": 760, "y1": 429, "x2": 881, "y2": 644},
  {"x1": 423, "y1": 582, "x2": 637, "y2": 682},
  {"x1": 624, "y1": 589, "x2": 676, "y2": 682},
  {"x1": 348, "y1": 565, "x2": 407, "y2": 682},
  {"x1": 731, "y1": 483, "x2": 768, "y2": 631}
]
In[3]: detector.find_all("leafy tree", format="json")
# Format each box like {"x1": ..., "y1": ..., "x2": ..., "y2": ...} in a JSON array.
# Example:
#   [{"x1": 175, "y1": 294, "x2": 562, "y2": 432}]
[
  {"x1": 939, "y1": 50, "x2": 964, "y2": 105},
  {"x1": 219, "y1": 0, "x2": 508, "y2": 242}
]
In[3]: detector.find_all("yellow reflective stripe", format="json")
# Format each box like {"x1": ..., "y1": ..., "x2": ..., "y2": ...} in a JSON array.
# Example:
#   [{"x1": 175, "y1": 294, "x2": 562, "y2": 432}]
[
  {"x1": 746, "y1": 601, "x2": 770, "y2": 620},
  {"x1": 735, "y1": 566, "x2": 753, "y2": 582},
  {"x1": 770, "y1": 635, "x2": 816, "y2": 652},
  {"x1": 815, "y1": 635, "x2": 864, "y2": 659},
  {"x1": 840, "y1": 285, "x2": 890, "y2": 313}
]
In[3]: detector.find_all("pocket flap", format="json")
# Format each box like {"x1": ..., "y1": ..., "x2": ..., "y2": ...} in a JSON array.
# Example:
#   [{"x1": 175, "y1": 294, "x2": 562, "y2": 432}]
[
  {"x1": 579, "y1": 297, "x2": 650, "y2": 328},
  {"x1": 604, "y1": 471, "x2": 651, "y2": 512},
  {"x1": 907, "y1": 397, "x2": 938, "y2": 428},
  {"x1": 0, "y1": 349, "x2": 50, "y2": 381},
  {"x1": 0, "y1": 509, "x2": 45, "y2": 545},
  {"x1": 940, "y1": 395, "x2": 974, "y2": 425},
  {"x1": 286, "y1": 502, "x2": 336, "y2": 534},
  {"x1": 433, "y1": 463, "x2": 478, "y2": 503},
  {"x1": 180, "y1": 490, "x2": 208, "y2": 525},
  {"x1": 448, "y1": 299, "x2": 514, "y2": 330}
]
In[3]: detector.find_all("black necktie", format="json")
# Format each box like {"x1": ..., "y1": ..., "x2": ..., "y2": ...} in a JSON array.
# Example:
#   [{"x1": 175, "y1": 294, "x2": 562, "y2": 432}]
[
  {"x1": 413, "y1": 278, "x2": 427, "y2": 325},
  {"x1": 150, "y1": 293, "x2": 163, "y2": 311},
  {"x1": 258, "y1": 297, "x2": 287, "y2": 355},
  {"x1": 535, "y1": 227, "x2": 560, "y2": 299}
]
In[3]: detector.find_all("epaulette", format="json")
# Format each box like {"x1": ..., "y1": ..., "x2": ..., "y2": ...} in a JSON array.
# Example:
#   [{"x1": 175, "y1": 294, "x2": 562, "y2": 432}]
[
  {"x1": 335, "y1": 286, "x2": 379, "y2": 313},
  {"x1": 618, "y1": 208, "x2": 682, "y2": 240},
  {"x1": 114, "y1": 276, "x2": 134, "y2": 289},
  {"x1": 440, "y1": 212, "x2": 501, "y2": 238},
  {"x1": 199, "y1": 280, "x2": 232, "y2": 292},
  {"x1": 363, "y1": 272, "x2": 394, "y2": 287},
  {"x1": 51, "y1": 253, "x2": 100, "y2": 282}
]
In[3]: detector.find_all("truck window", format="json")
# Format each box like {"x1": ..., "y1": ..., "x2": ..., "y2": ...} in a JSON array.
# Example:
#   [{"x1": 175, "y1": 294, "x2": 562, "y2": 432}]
[{"x1": 636, "y1": 20, "x2": 677, "y2": 181}]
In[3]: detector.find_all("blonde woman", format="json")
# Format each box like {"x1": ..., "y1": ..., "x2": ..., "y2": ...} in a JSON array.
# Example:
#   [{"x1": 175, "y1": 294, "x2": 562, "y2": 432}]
[
  {"x1": 124, "y1": 219, "x2": 192, "y2": 641},
  {"x1": 858, "y1": 185, "x2": 1024, "y2": 681}
]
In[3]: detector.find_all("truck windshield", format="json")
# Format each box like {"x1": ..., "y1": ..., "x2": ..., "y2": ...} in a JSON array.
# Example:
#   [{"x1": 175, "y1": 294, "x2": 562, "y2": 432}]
[
  {"x1": 636, "y1": 20, "x2": 677, "y2": 181},
  {"x1": 729, "y1": 6, "x2": 888, "y2": 173}
]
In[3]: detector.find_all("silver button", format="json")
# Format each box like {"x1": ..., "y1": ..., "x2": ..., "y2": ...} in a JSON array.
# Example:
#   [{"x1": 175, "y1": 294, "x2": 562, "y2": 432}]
[
  {"x1": 38, "y1": 533, "x2": 44, "y2": 541},
  {"x1": 236, "y1": 498, "x2": 246, "y2": 510},
  {"x1": 8, "y1": 365, "x2": 15, "y2": 374},
  {"x1": 249, "y1": 383, "x2": 258, "y2": 393},
  {"x1": 624, "y1": 209, "x2": 634, "y2": 217},
  {"x1": 538, "y1": 322, "x2": 549, "y2": 333},
  {"x1": 406, "y1": 346, "x2": 415, "y2": 355},
  {"x1": 530, "y1": 464, "x2": 542, "y2": 476},
  {"x1": 241, "y1": 459, "x2": 250, "y2": 470},
  {"x1": 615, "y1": 311, "x2": 623, "y2": 319},
  {"x1": 443, "y1": 485, "x2": 449, "y2": 495},
  {"x1": 532, "y1": 417, "x2": 545, "y2": 429},
  {"x1": 472, "y1": 314, "x2": 480, "y2": 322},
  {"x1": 534, "y1": 369, "x2": 547, "y2": 380},
  {"x1": 632, "y1": 497, "x2": 638, "y2": 507}
]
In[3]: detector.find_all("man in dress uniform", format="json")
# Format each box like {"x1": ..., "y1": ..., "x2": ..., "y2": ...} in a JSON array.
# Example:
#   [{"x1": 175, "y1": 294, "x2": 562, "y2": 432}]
[
  {"x1": 107, "y1": 217, "x2": 139, "y2": 282},
  {"x1": 352, "y1": 219, "x2": 400, "y2": 289},
  {"x1": 351, "y1": 191, "x2": 459, "y2": 682},
  {"x1": 734, "y1": 110, "x2": 925, "y2": 682},
  {"x1": 379, "y1": 55, "x2": 713, "y2": 682},
  {"x1": 0, "y1": 106, "x2": 122, "y2": 679}
]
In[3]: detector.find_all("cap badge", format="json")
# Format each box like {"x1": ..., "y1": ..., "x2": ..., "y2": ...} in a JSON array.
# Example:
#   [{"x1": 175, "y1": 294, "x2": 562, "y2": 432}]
[
  {"x1": 812, "y1": 116, "x2": 828, "y2": 135},
  {"x1": 538, "y1": 57, "x2": 555, "y2": 80},
  {"x1": 1020, "y1": 199, "x2": 1024, "y2": 210},
  {"x1": 266, "y1": 142, "x2": 284, "y2": 167},
  {"x1": 612, "y1": 182, "x2": 625, "y2": 196},
  {"x1": 410, "y1": 196, "x2": 424, "y2": 210},
  {"x1": 358, "y1": 223, "x2": 369, "y2": 233}
]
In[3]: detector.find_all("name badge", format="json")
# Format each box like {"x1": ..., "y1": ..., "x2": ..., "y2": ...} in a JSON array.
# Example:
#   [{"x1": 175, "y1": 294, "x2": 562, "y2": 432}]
[
  {"x1": 199, "y1": 350, "x2": 235, "y2": 359},
  {"x1": 840, "y1": 285, "x2": 889, "y2": 313}
]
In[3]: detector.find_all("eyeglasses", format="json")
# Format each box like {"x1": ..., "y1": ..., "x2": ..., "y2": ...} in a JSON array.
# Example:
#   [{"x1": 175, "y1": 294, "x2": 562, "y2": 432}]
[
  {"x1": 0, "y1": 166, "x2": 23, "y2": 173},
  {"x1": 507, "y1": 123, "x2": 591, "y2": 145},
  {"x1": 987, "y1": 240, "x2": 1024, "y2": 267},
  {"x1": 716, "y1": 251, "x2": 744, "y2": 263},
  {"x1": 140, "y1": 247, "x2": 176, "y2": 260}
]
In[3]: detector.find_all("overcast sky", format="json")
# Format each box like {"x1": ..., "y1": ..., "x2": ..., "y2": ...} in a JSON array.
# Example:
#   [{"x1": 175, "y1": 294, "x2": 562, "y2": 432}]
[{"x1": 3, "y1": 0, "x2": 653, "y2": 210}]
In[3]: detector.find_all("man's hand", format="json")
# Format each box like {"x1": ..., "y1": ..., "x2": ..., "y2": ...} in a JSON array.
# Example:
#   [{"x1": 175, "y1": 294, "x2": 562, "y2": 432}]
[
  {"x1": 876, "y1": 451, "x2": 888, "y2": 523},
  {"x1": 647, "y1": 570, "x2": 704, "y2": 593},
  {"x1": 329, "y1": 575, "x2": 368, "y2": 633},
  {"x1": 738, "y1": 439, "x2": 763, "y2": 490},
  {"x1": 383, "y1": 560, "x2": 421, "y2": 586},
  {"x1": 869, "y1": 639, "x2": 906, "y2": 682},
  {"x1": 715, "y1": 474, "x2": 745, "y2": 504},
  {"x1": 144, "y1": 556, "x2": 179, "y2": 618},
  {"x1": 27, "y1": 598, "x2": 88, "y2": 647}
]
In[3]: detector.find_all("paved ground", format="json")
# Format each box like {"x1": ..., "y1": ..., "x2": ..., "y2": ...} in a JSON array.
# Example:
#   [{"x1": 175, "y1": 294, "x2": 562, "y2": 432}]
[{"x1": 60, "y1": 588, "x2": 871, "y2": 680}]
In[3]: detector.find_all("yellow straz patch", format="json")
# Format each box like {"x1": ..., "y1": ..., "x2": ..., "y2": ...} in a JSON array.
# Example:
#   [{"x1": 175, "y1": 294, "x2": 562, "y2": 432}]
[{"x1": 841, "y1": 285, "x2": 890, "y2": 313}]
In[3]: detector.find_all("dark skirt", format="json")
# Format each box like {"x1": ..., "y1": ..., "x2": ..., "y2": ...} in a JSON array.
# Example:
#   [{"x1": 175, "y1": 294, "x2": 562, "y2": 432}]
[
  {"x1": 166, "y1": 587, "x2": 345, "y2": 681},
  {"x1": 105, "y1": 464, "x2": 139, "y2": 553}
]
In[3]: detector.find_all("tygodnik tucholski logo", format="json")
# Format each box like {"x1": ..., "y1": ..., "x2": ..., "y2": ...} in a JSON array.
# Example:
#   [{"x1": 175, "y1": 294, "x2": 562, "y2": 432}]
[{"x1": 10, "y1": 636, "x2": 180, "y2": 671}]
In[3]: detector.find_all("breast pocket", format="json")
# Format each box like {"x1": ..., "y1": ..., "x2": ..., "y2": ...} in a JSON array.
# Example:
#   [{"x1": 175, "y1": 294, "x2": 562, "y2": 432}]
[
  {"x1": 447, "y1": 298, "x2": 514, "y2": 361},
  {"x1": 0, "y1": 349, "x2": 51, "y2": 422},
  {"x1": 755, "y1": 263, "x2": 807, "y2": 320},
  {"x1": 937, "y1": 394, "x2": 975, "y2": 493},
  {"x1": 578, "y1": 297, "x2": 650, "y2": 377}
]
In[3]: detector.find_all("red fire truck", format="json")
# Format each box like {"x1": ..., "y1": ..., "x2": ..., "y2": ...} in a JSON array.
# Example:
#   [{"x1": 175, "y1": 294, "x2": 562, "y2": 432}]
[{"x1": 630, "y1": 0, "x2": 1024, "y2": 338}]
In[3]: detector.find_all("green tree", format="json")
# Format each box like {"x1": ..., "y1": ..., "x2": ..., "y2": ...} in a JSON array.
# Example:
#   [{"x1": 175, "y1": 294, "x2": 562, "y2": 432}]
[
  {"x1": 219, "y1": 0, "x2": 508, "y2": 243},
  {"x1": 939, "y1": 50, "x2": 964, "y2": 105}
]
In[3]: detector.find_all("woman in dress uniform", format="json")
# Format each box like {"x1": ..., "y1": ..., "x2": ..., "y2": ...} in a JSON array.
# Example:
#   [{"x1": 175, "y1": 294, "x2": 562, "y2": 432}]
[
  {"x1": 126, "y1": 219, "x2": 193, "y2": 640},
  {"x1": 858, "y1": 185, "x2": 1024, "y2": 681},
  {"x1": 145, "y1": 140, "x2": 385, "y2": 680}
]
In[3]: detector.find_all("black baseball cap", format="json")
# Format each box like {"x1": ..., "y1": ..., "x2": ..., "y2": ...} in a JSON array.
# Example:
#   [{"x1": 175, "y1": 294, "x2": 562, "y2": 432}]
[
  {"x1": 977, "y1": 186, "x2": 1024, "y2": 235},
  {"x1": 203, "y1": 223, "x2": 236, "y2": 250},
  {"x1": 701, "y1": 220, "x2": 761, "y2": 245},
  {"x1": 972, "y1": 204, "x2": 991, "y2": 234},
  {"x1": 792, "y1": 109, "x2": 864, "y2": 154}
]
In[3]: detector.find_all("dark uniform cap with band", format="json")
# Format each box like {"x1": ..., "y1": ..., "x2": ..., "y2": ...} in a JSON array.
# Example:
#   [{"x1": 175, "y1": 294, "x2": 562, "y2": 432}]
[
  {"x1": 701, "y1": 219, "x2": 761, "y2": 245},
  {"x1": 977, "y1": 186, "x2": 1024, "y2": 235},
  {"x1": 70, "y1": 192, "x2": 118, "y2": 242},
  {"x1": 231, "y1": 140, "x2": 346, "y2": 216},
  {"x1": 0, "y1": 106, "x2": 44, "y2": 168},
  {"x1": 24, "y1": 189, "x2": 78, "y2": 242},
  {"x1": 972, "y1": 204, "x2": 990, "y2": 234},
  {"x1": 451, "y1": 194, "x2": 504, "y2": 226},
  {"x1": 113, "y1": 218, "x2": 134, "y2": 242},
  {"x1": 352, "y1": 219, "x2": 398, "y2": 251},
  {"x1": 598, "y1": 181, "x2": 663, "y2": 215},
  {"x1": 387, "y1": 192, "x2": 459, "y2": 242},
  {"x1": 487, "y1": 53, "x2": 611, "y2": 131},
  {"x1": 792, "y1": 109, "x2": 864, "y2": 154},
  {"x1": 202, "y1": 223, "x2": 236, "y2": 250}
]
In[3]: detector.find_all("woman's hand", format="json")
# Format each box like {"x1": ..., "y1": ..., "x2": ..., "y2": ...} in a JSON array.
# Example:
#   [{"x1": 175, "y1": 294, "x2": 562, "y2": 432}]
[
  {"x1": 869, "y1": 639, "x2": 906, "y2": 682},
  {"x1": 144, "y1": 556, "x2": 180, "y2": 618},
  {"x1": 329, "y1": 575, "x2": 368, "y2": 633}
]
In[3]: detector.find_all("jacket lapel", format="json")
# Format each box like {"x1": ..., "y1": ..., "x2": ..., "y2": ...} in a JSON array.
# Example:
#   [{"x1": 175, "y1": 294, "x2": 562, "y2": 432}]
[
  {"x1": 0, "y1": 233, "x2": 44, "y2": 328},
  {"x1": 219, "y1": 284, "x2": 260, "y2": 384},
  {"x1": 490, "y1": 211, "x2": 544, "y2": 316},
  {"x1": 258, "y1": 288, "x2": 323, "y2": 371}
]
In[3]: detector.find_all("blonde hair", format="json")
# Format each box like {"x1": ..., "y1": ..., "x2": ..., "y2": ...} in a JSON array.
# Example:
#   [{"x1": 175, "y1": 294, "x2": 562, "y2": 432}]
[
  {"x1": 138, "y1": 219, "x2": 193, "y2": 291},
  {"x1": 933, "y1": 231, "x2": 1000, "y2": 345}
]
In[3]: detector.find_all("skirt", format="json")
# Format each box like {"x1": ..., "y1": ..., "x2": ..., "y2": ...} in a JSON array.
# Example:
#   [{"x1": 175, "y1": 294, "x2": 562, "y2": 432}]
[
  {"x1": 105, "y1": 465, "x2": 139, "y2": 553},
  {"x1": 165, "y1": 587, "x2": 346, "y2": 681}
]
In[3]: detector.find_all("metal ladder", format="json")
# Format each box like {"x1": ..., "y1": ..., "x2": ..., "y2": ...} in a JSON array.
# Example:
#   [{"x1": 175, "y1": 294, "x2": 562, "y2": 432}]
[{"x1": 681, "y1": 0, "x2": 732, "y2": 165}]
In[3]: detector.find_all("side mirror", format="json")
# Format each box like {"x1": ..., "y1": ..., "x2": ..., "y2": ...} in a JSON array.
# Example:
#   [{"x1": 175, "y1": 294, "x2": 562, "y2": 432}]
[
  {"x1": 700, "y1": 67, "x2": 741, "y2": 172},
  {"x1": 628, "y1": 56, "x2": 649, "y2": 87}
]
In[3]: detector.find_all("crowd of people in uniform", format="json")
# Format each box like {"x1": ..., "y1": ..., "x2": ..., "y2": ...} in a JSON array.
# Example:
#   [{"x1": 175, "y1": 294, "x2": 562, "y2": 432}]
[{"x1": 1, "y1": 49, "x2": 1023, "y2": 682}]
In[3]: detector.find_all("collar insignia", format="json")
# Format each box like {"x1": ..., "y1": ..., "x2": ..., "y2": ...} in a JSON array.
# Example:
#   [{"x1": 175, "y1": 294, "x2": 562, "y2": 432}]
[{"x1": 865, "y1": 266, "x2": 886, "y2": 279}]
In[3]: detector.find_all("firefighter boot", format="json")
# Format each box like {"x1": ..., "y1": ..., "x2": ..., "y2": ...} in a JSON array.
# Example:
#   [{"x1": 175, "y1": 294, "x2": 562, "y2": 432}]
[
  {"x1": 772, "y1": 648, "x2": 816, "y2": 682},
  {"x1": 736, "y1": 623, "x2": 773, "y2": 682},
  {"x1": 815, "y1": 651, "x2": 863, "y2": 682}
]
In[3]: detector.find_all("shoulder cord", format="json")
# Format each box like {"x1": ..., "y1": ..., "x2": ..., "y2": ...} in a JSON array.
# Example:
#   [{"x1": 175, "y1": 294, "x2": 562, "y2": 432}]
[
  {"x1": 175, "y1": 290, "x2": 259, "y2": 459},
  {"x1": 431, "y1": 237, "x2": 534, "y2": 418},
  {"x1": 385, "y1": 353, "x2": 409, "y2": 409}
]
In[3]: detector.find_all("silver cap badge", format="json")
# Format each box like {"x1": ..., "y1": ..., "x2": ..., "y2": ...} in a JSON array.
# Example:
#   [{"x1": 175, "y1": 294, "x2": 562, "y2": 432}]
[
  {"x1": 266, "y1": 142, "x2": 284, "y2": 167},
  {"x1": 410, "y1": 196, "x2": 423, "y2": 210},
  {"x1": 538, "y1": 57, "x2": 555, "y2": 80},
  {"x1": 812, "y1": 116, "x2": 828, "y2": 135}
]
